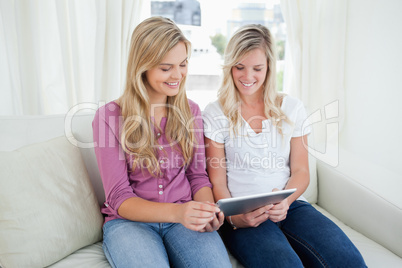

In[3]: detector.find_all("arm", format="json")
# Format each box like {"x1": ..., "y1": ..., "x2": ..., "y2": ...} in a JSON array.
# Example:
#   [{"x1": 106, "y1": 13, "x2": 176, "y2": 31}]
[
  {"x1": 205, "y1": 137, "x2": 231, "y2": 201},
  {"x1": 268, "y1": 135, "x2": 310, "y2": 222},
  {"x1": 286, "y1": 135, "x2": 310, "y2": 203},
  {"x1": 193, "y1": 186, "x2": 215, "y2": 203},
  {"x1": 205, "y1": 137, "x2": 272, "y2": 228},
  {"x1": 185, "y1": 103, "x2": 214, "y2": 198},
  {"x1": 118, "y1": 197, "x2": 219, "y2": 232}
]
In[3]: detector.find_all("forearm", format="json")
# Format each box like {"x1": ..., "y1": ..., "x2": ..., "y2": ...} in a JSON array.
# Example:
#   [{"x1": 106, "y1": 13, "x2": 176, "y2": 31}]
[
  {"x1": 212, "y1": 183, "x2": 232, "y2": 201},
  {"x1": 286, "y1": 135, "x2": 310, "y2": 204},
  {"x1": 193, "y1": 186, "x2": 215, "y2": 203},
  {"x1": 204, "y1": 142, "x2": 231, "y2": 201},
  {"x1": 214, "y1": 184, "x2": 234, "y2": 223},
  {"x1": 117, "y1": 197, "x2": 181, "y2": 223},
  {"x1": 285, "y1": 169, "x2": 309, "y2": 204}
]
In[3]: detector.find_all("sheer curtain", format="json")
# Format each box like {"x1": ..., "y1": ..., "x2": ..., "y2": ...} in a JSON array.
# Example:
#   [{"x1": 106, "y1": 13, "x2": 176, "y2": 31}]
[
  {"x1": 0, "y1": 0, "x2": 149, "y2": 115},
  {"x1": 280, "y1": 0, "x2": 347, "y2": 165}
]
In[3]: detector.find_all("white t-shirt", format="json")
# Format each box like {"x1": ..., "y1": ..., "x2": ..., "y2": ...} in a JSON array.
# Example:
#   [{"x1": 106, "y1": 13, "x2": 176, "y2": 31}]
[{"x1": 203, "y1": 95, "x2": 311, "y2": 199}]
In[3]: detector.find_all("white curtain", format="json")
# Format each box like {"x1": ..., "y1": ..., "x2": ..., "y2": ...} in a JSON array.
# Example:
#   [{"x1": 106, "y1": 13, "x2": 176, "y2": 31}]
[
  {"x1": 280, "y1": 0, "x2": 347, "y2": 164},
  {"x1": 0, "y1": 0, "x2": 149, "y2": 115}
]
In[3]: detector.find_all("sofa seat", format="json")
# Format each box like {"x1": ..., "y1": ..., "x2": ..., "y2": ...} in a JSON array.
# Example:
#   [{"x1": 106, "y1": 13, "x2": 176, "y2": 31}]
[
  {"x1": 313, "y1": 205, "x2": 402, "y2": 267},
  {"x1": 48, "y1": 242, "x2": 110, "y2": 268}
]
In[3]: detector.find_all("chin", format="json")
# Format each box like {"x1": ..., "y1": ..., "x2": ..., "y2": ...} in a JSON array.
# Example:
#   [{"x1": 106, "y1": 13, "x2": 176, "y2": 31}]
[{"x1": 165, "y1": 90, "x2": 180, "y2": 97}]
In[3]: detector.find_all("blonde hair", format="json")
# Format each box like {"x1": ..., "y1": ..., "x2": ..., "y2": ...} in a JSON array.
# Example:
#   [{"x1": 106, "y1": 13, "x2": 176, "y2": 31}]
[
  {"x1": 118, "y1": 16, "x2": 195, "y2": 175},
  {"x1": 218, "y1": 24, "x2": 291, "y2": 136}
]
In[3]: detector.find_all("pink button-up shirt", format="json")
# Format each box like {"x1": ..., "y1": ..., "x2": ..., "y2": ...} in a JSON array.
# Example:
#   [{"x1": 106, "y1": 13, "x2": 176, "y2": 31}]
[{"x1": 92, "y1": 100, "x2": 211, "y2": 224}]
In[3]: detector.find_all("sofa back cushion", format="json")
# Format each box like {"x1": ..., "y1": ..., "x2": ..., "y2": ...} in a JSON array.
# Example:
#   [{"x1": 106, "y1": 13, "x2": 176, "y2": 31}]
[
  {"x1": 0, "y1": 114, "x2": 106, "y2": 207},
  {"x1": 0, "y1": 136, "x2": 104, "y2": 268}
]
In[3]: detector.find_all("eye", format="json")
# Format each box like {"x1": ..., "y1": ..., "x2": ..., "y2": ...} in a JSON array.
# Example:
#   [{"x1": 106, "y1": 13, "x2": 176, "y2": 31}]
[
  {"x1": 254, "y1": 68, "x2": 262, "y2": 72},
  {"x1": 180, "y1": 63, "x2": 187, "y2": 68},
  {"x1": 161, "y1": 67, "x2": 171, "y2": 72},
  {"x1": 235, "y1": 66, "x2": 244, "y2": 70}
]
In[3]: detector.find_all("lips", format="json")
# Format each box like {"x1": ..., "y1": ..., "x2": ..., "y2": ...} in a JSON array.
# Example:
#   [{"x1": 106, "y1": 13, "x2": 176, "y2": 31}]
[
  {"x1": 164, "y1": 81, "x2": 180, "y2": 88},
  {"x1": 240, "y1": 81, "x2": 256, "y2": 87}
]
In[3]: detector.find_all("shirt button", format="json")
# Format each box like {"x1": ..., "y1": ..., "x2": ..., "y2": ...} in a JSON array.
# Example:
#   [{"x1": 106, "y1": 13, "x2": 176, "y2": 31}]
[
  {"x1": 159, "y1": 146, "x2": 163, "y2": 150},
  {"x1": 159, "y1": 185, "x2": 163, "y2": 188},
  {"x1": 157, "y1": 133, "x2": 161, "y2": 137},
  {"x1": 160, "y1": 159, "x2": 164, "y2": 164},
  {"x1": 159, "y1": 191, "x2": 163, "y2": 195}
]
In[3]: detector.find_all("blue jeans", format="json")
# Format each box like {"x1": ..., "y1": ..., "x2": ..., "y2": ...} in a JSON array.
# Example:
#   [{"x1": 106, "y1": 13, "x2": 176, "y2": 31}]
[
  {"x1": 102, "y1": 219, "x2": 231, "y2": 268},
  {"x1": 220, "y1": 200, "x2": 367, "y2": 268}
]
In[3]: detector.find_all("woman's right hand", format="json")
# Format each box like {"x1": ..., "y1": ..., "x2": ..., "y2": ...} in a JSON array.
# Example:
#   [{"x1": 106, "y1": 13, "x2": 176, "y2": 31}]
[
  {"x1": 177, "y1": 201, "x2": 221, "y2": 231},
  {"x1": 229, "y1": 204, "x2": 273, "y2": 228}
]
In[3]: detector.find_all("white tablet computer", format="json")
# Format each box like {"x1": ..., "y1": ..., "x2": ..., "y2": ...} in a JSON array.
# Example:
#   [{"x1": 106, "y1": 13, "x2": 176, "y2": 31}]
[{"x1": 216, "y1": 188, "x2": 297, "y2": 216}]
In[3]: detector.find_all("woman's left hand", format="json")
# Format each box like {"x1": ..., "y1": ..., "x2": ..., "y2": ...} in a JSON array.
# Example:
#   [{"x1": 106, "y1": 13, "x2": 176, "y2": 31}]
[{"x1": 268, "y1": 189, "x2": 290, "y2": 222}]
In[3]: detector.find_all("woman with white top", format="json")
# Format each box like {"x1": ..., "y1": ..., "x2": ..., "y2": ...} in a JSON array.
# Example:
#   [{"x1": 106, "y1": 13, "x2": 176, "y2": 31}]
[{"x1": 203, "y1": 24, "x2": 366, "y2": 268}]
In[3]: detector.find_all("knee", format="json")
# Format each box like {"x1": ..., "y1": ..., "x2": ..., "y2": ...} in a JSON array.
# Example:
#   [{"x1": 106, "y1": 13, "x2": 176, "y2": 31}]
[
  {"x1": 336, "y1": 247, "x2": 367, "y2": 267},
  {"x1": 320, "y1": 244, "x2": 366, "y2": 268}
]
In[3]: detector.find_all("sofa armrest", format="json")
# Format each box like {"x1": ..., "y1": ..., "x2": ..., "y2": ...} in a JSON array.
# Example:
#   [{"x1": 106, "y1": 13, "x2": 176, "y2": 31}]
[{"x1": 316, "y1": 157, "x2": 402, "y2": 258}]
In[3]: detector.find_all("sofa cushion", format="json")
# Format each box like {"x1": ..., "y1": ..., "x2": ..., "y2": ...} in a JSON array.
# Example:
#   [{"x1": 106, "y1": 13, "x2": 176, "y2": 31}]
[
  {"x1": 48, "y1": 242, "x2": 111, "y2": 268},
  {"x1": 0, "y1": 136, "x2": 104, "y2": 268},
  {"x1": 313, "y1": 205, "x2": 402, "y2": 267},
  {"x1": 317, "y1": 156, "x2": 402, "y2": 259}
]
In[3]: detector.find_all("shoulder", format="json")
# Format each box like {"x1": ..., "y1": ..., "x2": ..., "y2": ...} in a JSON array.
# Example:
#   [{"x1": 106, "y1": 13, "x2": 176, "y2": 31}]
[
  {"x1": 281, "y1": 95, "x2": 305, "y2": 114},
  {"x1": 203, "y1": 100, "x2": 224, "y2": 116},
  {"x1": 280, "y1": 95, "x2": 310, "y2": 135},
  {"x1": 202, "y1": 100, "x2": 229, "y2": 132},
  {"x1": 281, "y1": 94, "x2": 303, "y2": 108},
  {"x1": 94, "y1": 101, "x2": 121, "y2": 123},
  {"x1": 187, "y1": 98, "x2": 202, "y2": 116}
]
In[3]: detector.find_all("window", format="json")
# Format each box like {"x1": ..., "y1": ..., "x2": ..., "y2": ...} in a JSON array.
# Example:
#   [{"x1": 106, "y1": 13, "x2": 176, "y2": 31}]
[{"x1": 151, "y1": 0, "x2": 286, "y2": 109}]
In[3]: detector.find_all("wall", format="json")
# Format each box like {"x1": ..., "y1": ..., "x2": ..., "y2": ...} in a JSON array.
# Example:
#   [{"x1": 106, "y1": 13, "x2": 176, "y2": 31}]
[{"x1": 342, "y1": 0, "x2": 402, "y2": 178}]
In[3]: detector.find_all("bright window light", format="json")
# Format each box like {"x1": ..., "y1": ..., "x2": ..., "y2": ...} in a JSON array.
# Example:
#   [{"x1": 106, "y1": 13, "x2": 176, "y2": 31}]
[{"x1": 151, "y1": 0, "x2": 286, "y2": 109}]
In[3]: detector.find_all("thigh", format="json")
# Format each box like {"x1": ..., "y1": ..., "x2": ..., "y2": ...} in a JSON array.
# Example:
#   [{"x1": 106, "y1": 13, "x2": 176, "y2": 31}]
[
  {"x1": 102, "y1": 219, "x2": 169, "y2": 268},
  {"x1": 219, "y1": 219, "x2": 303, "y2": 268},
  {"x1": 162, "y1": 223, "x2": 231, "y2": 268},
  {"x1": 282, "y1": 201, "x2": 366, "y2": 268}
]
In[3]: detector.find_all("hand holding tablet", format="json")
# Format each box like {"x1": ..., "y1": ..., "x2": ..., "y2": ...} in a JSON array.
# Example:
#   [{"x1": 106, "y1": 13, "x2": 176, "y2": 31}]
[{"x1": 216, "y1": 188, "x2": 297, "y2": 216}]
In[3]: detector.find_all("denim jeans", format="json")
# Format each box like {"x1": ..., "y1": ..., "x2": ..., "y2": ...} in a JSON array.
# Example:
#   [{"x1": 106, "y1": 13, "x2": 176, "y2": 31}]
[
  {"x1": 220, "y1": 200, "x2": 367, "y2": 268},
  {"x1": 102, "y1": 219, "x2": 231, "y2": 268}
]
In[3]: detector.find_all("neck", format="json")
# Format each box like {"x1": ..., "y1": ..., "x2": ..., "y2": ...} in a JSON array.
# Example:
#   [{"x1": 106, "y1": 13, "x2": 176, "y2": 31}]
[
  {"x1": 149, "y1": 100, "x2": 167, "y2": 119},
  {"x1": 148, "y1": 93, "x2": 168, "y2": 106},
  {"x1": 146, "y1": 88, "x2": 168, "y2": 118},
  {"x1": 240, "y1": 93, "x2": 264, "y2": 108}
]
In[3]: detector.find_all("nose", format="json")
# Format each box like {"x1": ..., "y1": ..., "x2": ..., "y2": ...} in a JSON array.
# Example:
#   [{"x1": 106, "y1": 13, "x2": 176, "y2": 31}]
[
  {"x1": 244, "y1": 68, "x2": 253, "y2": 81},
  {"x1": 171, "y1": 67, "x2": 182, "y2": 80}
]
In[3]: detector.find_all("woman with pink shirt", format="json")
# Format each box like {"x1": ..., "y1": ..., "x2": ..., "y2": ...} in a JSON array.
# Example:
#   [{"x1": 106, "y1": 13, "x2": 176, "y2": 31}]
[{"x1": 92, "y1": 17, "x2": 231, "y2": 268}]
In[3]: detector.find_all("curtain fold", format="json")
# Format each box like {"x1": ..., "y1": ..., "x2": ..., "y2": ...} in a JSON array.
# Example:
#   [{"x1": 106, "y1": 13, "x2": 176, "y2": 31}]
[
  {"x1": 281, "y1": 0, "x2": 347, "y2": 142},
  {"x1": 0, "y1": 0, "x2": 149, "y2": 115}
]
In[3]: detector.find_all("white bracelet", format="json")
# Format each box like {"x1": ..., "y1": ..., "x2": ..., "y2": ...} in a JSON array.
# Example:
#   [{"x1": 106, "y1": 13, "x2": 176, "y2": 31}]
[{"x1": 228, "y1": 216, "x2": 237, "y2": 230}]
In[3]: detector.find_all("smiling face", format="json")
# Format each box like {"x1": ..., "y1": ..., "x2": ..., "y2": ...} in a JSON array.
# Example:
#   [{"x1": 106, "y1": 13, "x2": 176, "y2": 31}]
[
  {"x1": 145, "y1": 41, "x2": 188, "y2": 102},
  {"x1": 231, "y1": 48, "x2": 268, "y2": 99}
]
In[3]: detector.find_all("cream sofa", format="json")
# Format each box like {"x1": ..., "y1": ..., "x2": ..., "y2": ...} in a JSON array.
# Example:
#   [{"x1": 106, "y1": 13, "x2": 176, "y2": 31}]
[{"x1": 0, "y1": 113, "x2": 401, "y2": 268}]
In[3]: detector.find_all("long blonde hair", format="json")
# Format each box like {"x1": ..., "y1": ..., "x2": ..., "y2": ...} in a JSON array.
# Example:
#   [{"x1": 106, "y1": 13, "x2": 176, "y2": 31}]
[
  {"x1": 218, "y1": 24, "x2": 290, "y2": 136},
  {"x1": 118, "y1": 17, "x2": 195, "y2": 175}
]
